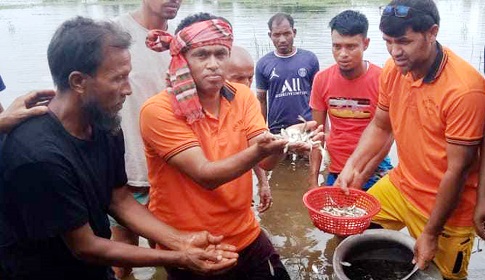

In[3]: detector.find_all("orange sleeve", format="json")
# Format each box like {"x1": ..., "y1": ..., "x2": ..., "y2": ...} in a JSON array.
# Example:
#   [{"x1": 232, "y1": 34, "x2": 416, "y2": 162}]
[
  {"x1": 444, "y1": 90, "x2": 485, "y2": 145},
  {"x1": 140, "y1": 94, "x2": 199, "y2": 161},
  {"x1": 241, "y1": 87, "x2": 268, "y2": 140},
  {"x1": 378, "y1": 59, "x2": 394, "y2": 111}
]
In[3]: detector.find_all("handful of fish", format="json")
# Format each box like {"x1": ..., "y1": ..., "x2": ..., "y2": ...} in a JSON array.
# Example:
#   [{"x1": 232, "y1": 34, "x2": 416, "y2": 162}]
[
  {"x1": 276, "y1": 115, "x2": 322, "y2": 153},
  {"x1": 319, "y1": 204, "x2": 368, "y2": 217}
]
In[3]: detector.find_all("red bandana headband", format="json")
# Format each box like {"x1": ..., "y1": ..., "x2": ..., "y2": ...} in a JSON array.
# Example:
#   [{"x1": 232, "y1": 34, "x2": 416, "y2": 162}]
[{"x1": 146, "y1": 19, "x2": 233, "y2": 124}]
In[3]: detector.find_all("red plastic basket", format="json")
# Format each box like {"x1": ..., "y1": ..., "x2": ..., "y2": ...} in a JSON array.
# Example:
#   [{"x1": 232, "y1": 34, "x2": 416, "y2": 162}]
[{"x1": 303, "y1": 187, "x2": 381, "y2": 236}]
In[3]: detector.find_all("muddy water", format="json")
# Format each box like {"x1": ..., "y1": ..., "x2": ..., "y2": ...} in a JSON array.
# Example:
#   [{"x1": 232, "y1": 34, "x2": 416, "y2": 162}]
[
  {"x1": 340, "y1": 240, "x2": 415, "y2": 280},
  {"x1": 343, "y1": 259, "x2": 414, "y2": 280},
  {"x1": 257, "y1": 159, "x2": 336, "y2": 280}
]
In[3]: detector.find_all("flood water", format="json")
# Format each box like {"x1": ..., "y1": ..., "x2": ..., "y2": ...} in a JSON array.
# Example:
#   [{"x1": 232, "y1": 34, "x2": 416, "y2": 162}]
[
  {"x1": 340, "y1": 240, "x2": 415, "y2": 280},
  {"x1": 1, "y1": 0, "x2": 485, "y2": 279},
  {"x1": 343, "y1": 259, "x2": 414, "y2": 280}
]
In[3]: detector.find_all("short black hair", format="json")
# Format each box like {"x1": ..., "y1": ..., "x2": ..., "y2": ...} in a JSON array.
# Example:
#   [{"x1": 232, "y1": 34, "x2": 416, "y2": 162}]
[
  {"x1": 329, "y1": 10, "x2": 369, "y2": 37},
  {"x1": 175, "y1": 12, "x2": 217, "y2": 34},
  {"x1": 47, "y1": 16, "x2": 131, "y2": 92},
  {"x1": 380, "y1": 0, "x2": 440, "y2": 37},
  {"x1": 268, "y1": 12, "x2": 294, "y2": 31},
  {"x1": 175, "y1": 12, "x2": 231, "y2": 34}
]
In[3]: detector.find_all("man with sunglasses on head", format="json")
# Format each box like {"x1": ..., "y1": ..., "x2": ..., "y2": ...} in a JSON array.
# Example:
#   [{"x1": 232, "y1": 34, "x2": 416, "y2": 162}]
[{"x1": 336, "y1": 1, "x2": 485, "y2": 279}]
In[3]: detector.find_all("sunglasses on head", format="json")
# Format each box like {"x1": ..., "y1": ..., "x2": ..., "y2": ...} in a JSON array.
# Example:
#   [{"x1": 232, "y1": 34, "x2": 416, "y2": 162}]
[
  {"x1": 379, "y1": 5, "x2": 437, "y2": 24},
  {"x1": 379, "y1": 5, "x2": 414, "y2": 18}
]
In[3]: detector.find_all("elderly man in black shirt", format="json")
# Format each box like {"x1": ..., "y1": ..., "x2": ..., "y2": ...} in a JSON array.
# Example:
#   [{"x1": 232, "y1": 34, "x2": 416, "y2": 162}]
[{"x1": 0, "y1": 16, "x2": 237, "y2": 280}]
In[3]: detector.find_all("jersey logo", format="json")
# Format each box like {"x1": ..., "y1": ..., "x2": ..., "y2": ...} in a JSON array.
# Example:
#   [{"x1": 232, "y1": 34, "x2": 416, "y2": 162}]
[
  {"x1": 274, "y1": 77, "x2": 306, "y2": 98},
  {"x1": 282, "y1": 78, "x2": 302, "y2": 92},
  {"x1": 269, "y1": 68, "x2": 280, "y2": 80},
  {"x1": 298, "y1": 68, "x2": 308, "y2": 78}
]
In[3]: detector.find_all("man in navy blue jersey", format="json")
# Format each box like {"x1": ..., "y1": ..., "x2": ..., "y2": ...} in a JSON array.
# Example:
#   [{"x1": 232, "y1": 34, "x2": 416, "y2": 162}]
[{"x1": 256, "y1": 12, "x2": 319, "y2": 134}]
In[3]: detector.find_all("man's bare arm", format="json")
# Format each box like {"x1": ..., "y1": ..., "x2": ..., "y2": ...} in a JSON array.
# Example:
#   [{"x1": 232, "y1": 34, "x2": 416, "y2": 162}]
[
  {"x1": 424, "y1": 144, "x2": 477, "y2": 235},
  {"x1": 253, "y1": 166, "x2": 272, "y2": 213},
  {"x1": 109, "y1": 186, "x2": 190, "y2": 251},
  {"x1": 309, "y1": 109, "x2": 326, "y2": 188},
  {"x1": 474, "y1": 137, "x2": 485, "y2": 239},
  {"x1": 414, "y1": 143, "x2": 478, "y2": 269},
  {"x1": 62, "y1": 223, "x2": 237, "y2": 273},
  {"x1": 61, "y1": 186, "x2": 238, "y2": 272},
  {"x1": 168, "y1": 133, "x2": 287, "y2": 190},
  {"x1": 336, "y1": 108, "x2": 393, "y2": 193},
  {"x1": 168, "y1": 121, "x2": 324, "y2": 190},
  {"x1": 256, "y1": 89, "x2": 267, "y2": 122}
]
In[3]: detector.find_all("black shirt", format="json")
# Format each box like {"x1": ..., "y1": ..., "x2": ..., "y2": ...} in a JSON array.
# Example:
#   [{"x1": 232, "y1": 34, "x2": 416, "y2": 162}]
[{"x1": 0, "y1": 113, "x2": 127, "y2": 279}]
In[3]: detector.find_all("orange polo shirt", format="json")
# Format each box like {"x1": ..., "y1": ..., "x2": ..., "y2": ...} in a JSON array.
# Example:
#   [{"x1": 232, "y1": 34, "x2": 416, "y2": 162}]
[
  {"x1": 140, "y1": 82, "x2": 267, "y2": 250},
  {"x1": 379, "y1": 44, "x2": 485, "y2": 226}
]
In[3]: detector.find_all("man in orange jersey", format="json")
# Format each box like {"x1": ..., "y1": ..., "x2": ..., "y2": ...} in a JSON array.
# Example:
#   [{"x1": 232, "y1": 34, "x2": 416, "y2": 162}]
[
  {"x1": 336, "y1": 1, "x2": 485, "y2": 279},
  {"x1": 141, "y1": 13, "x2": 322, "y2": 280}
]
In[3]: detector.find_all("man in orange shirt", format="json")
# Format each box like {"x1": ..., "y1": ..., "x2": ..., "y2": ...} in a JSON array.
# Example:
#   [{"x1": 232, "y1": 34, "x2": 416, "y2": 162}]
[
  {"x1": 140, "y1": 13, "x2": 322, "y2": 280},
  {"x1": 336, "y1": 1, "x2": 485, "y2": 279}
]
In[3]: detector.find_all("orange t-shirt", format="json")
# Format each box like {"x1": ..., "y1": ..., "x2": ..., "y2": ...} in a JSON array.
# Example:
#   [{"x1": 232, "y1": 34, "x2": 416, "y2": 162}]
[
  {"x1": 378, "y1": 46, "x2": 485, "y2": 226},
  {"x1": 140, "y1": 82, "x2": 267, "y2": 250},
  {"x1": 310, "y1": 63, "x2": 381, "y2": 173}
]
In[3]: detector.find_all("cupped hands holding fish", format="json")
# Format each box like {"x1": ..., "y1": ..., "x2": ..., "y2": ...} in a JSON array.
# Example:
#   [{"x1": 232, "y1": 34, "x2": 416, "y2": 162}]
[
  {"x1": 256, "y1": 120, "x2": 325, "y2": 156},
  {"x1": 178, "y1": 231, "x2": 238, "y2": 274}
]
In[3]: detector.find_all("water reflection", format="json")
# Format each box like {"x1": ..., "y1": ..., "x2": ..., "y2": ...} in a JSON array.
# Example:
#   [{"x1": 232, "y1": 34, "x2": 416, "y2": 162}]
[
  {"x1": 258, "y1": 159, "x2": 340, "y2": 279},
  {"x1": 1, "y1": 0, "x2": 484, "y2": 107}
]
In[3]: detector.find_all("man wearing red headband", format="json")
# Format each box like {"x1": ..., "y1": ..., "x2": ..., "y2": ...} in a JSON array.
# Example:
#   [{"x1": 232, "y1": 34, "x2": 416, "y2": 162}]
[
  {"x1": 141, "y1": 13, "x2": 322, "y2": 279},
  {"x1": 110, "y1": 0, "x2": 183, "y2": 278}
]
